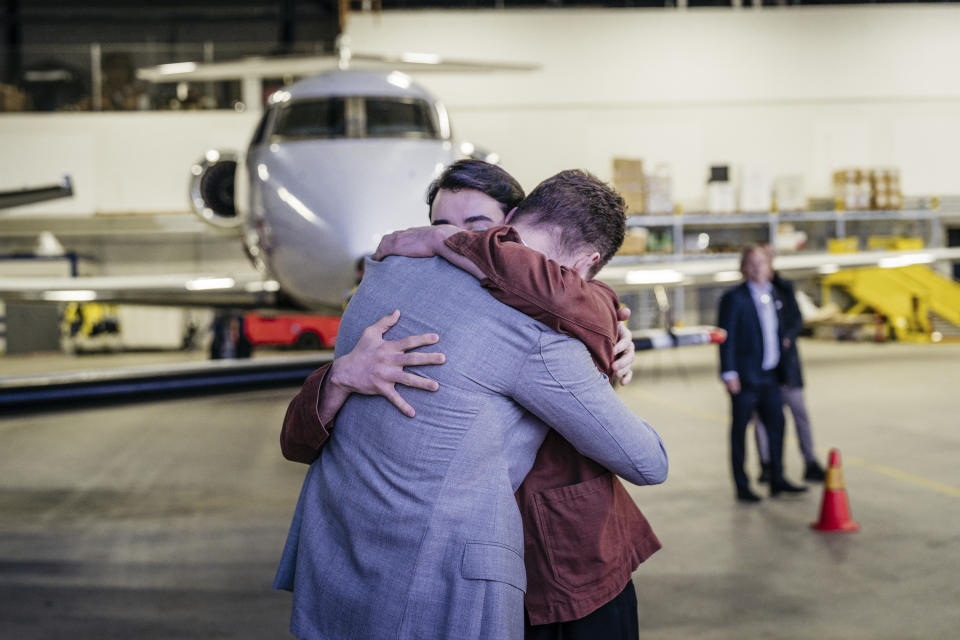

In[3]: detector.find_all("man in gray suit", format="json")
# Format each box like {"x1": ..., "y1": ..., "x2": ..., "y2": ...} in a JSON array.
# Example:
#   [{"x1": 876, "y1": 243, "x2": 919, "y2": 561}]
[{"x1": 275, "y1": 170, "x2": 668, "y2": 640}]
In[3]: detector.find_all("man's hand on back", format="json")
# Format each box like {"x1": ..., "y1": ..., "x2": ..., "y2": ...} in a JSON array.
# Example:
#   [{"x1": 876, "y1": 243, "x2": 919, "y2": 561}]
[
  {"x1": 613, "y1": 307, "x2": 635, "y2": 386},
  {"x1": 373, "y1": 225, "x2": 460, "y2": 262},
  {"x1": 326, "y1": 310, "x2": 445, "y2": 419}
]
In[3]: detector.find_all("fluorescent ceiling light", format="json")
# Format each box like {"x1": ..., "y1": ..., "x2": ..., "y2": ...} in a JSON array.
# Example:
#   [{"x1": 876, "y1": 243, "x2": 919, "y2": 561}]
[
  {"x1": 713, "y1": 270, "x2": 741, "y2": 283},
  {"x1": 157, "y1": 62, "x2": 198, "y2": 75},
  {"x1": 185, "y1": 277, "x2": 235, "y2": 291},
  {"x1": 400, "y1": 52, "x2": 441, "y2": 65},
  {"x1": 878, "y1": 253, "x2": 934, "y2": 269},
  {"x1": 245, "y1": 280, "x2": 280, "y2": 293},
  {"x1": 817, "y1": 263, "x2": 839, "y2": 275},
  {"x1": 625, "y1": 269, "x2": 684, "y2": 285},
  {"x1": 42, "y1": 290, "x2": 97, "y2": 302}
]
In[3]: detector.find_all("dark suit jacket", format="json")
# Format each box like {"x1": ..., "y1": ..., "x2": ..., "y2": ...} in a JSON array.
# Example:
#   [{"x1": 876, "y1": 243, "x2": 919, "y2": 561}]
[
  {"x1": 717, "y1": 281, "x2": 787, "y2": 389},
  {"x1": 771, "y1": 273, "x2": 804, "y2": 388}
]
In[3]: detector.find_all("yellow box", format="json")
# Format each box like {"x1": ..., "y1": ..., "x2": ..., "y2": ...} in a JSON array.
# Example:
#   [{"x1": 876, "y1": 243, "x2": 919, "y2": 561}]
[
  {"x1": 828, "y1": 237, "x2": 859, "y2": 253},
  {"x1": 893, "y1": 237, "x2": 924, "y2": 251},
  {"x1": 867, "y1": 235, "x2": 897, "y2": 251}
]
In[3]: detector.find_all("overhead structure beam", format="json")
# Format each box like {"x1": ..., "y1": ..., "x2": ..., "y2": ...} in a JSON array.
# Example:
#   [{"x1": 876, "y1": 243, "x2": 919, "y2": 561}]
[{"x1": 4, "y1": 0, "x2": 22, "y2": 85}]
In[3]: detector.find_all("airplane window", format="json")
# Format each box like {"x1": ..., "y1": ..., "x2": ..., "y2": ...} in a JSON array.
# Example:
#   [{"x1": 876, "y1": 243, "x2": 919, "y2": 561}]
[
  {"x1": 272, "y1": 98, "x2": 347, "y2": 140},
  {"x1": 364, "y1": 98, "x2": 438, "y2": 139}
]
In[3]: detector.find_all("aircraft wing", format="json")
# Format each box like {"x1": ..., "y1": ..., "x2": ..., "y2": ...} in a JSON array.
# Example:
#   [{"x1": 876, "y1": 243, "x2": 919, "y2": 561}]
[
  {"x1": 4, "y1": 246, "x2": 958, "y2": 318},
  {"x1": 137, "y1": 53, "x2": 537, "y2": 83},
  {"x1": 0, "y1": 273, "x2": 283, "y2": 309},
  {"x1": 0, "y1": 176, "x2": 73, "y2": 212},
  {"x1": 598, "y1": 246, "x2": 960, "y2": 290}
]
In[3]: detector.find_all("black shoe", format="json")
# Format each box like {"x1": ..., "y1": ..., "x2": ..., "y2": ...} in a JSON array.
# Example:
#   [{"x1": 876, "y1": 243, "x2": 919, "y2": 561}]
[
  {"x1": 736, "y1": 488, "x2": 762, "y2": 503},
  {"x1": 804, "y1": 461, "x2": 826, "y2": 482},
  {"x1": 770, "y1": 479, "x2": 808, "y2": 497},
  {"x1": 758, "y1": 463, "x2": 771, "y2": 484}
]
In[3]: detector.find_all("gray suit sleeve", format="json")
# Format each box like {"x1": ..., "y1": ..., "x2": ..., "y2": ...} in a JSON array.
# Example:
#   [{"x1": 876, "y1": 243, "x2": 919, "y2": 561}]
[{"x1": 511, "y1": 330, "x2": 668, "y2": 486}]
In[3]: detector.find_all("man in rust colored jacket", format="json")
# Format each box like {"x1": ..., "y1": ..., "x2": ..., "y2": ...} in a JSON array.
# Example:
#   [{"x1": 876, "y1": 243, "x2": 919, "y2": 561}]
[{"x1": 279, "y1": 162, "x2": 661, "y2": 639}]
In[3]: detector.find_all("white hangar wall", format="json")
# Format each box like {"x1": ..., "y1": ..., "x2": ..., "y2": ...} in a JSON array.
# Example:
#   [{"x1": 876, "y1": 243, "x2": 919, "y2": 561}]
[
  {"x1": 0, "y1": 111, "x2": 259, "y2": 216},
  {"x1": 1, "y1": 6, "x2": 958, "y2": 216},
  {"x1": 349, "y1": 6, "x2": 960, "y2": 207}
]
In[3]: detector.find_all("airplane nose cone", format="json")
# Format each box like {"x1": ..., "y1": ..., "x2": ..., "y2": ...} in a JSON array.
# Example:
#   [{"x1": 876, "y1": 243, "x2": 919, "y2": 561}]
[{"x1": 253, "y1": 138, "x2": 454, "y2": 309}]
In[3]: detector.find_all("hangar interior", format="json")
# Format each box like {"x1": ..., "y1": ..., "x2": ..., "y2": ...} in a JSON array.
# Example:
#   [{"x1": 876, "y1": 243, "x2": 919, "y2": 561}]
[
  {"x1": 2, "y1": 2, "x2": 960, "y2": 356},
  {"x1": 1, "y1": 4, "x2": 960, "y2": 638}
]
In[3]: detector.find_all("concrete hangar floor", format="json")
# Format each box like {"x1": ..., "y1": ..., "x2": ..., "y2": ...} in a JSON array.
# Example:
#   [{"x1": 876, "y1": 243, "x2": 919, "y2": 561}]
[{"x1": 0, "y1": 340, "x2": 958, "y2": 639}]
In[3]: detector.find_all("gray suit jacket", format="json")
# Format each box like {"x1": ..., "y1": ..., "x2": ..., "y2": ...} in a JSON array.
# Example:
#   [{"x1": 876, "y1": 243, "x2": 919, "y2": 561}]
[{"x1": 275, "y1": 256, "x2": 667, "y2": 640}]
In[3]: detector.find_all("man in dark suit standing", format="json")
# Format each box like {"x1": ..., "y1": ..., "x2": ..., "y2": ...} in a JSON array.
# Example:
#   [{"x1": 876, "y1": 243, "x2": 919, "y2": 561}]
[{"x1": 718, "y1": 245, "x2": 807, "y2": 502}]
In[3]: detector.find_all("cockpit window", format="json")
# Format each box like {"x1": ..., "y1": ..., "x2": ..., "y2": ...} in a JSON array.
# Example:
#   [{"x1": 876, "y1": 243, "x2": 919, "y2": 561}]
[
  {"x1": 364, "y1": 98, "x2": 438, "y2": 139},
  {"x1": 268, "y1": 96, "x2": 440, "y2": 141},
  {"x1": 272, "y1": 98, "x2": 347, "y2": 140}
]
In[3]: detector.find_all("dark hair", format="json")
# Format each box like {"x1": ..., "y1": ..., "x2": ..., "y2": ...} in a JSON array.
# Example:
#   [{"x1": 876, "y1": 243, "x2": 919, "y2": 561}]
[
  {"x1": 426, "y1": 159, "x2": 525, "y2": 216},
  {"x1": 510, "y1": 169, "x2": 625, "y2": 278}
]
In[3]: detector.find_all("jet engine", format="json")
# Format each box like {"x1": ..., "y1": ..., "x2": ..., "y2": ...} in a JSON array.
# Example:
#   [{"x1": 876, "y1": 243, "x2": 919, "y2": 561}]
[{"x1": 189, "y1": 150, "x2": 241, "y2": 228}]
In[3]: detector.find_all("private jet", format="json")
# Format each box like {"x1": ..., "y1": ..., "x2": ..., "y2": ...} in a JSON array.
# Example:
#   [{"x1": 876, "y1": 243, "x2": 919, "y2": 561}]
[{"x1": 2, "y1": 66, "x2": 959, "y2": 352}]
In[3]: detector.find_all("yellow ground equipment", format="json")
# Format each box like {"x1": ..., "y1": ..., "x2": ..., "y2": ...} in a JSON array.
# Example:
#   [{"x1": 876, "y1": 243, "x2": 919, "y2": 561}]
[{"x1": 822, "y1": 265, "x2": 960, "y2": 342}]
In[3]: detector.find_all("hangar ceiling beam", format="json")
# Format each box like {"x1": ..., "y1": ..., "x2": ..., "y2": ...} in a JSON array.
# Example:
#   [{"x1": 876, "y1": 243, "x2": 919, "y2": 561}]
[{"x1": 3, "y1": 0, "x2": 21, "y2": 85}]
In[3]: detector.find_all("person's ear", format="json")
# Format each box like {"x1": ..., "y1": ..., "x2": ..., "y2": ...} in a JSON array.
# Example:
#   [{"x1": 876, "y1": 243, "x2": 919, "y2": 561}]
[
  {"x1": 504, "y1": 207, "x2": 518, "y2": 224},
  {"x1": 572, "y1": 251, "x2": 601, "y2": 279}
]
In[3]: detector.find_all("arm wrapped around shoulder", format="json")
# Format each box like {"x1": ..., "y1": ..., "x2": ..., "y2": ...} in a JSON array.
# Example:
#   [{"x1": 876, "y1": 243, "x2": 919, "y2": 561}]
[{"x1": 445, "y1": 226, "x2": 621, "y2": 368}]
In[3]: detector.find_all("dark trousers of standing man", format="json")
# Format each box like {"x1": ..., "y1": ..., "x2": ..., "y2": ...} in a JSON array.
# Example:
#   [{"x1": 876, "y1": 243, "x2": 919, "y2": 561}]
[{"x1": 730, "y1": 371, "x2": 785, "y2": 492}]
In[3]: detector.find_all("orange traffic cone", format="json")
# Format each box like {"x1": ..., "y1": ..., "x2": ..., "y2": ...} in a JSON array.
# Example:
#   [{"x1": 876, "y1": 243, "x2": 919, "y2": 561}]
[{"x1": 811, "y1": 449, "x2": 859, "y2": 532}]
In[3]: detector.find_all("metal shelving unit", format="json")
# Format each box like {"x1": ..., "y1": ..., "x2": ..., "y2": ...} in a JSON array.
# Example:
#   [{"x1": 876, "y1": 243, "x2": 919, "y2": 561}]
[{"x1": 621, "y1": 208, "x2": 947, "y2": 326}]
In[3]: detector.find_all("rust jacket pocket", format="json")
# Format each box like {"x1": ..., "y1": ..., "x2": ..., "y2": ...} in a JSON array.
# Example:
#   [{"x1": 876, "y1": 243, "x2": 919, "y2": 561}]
[{"x1": 532, "y1": 473, "x2": 647, "y2": 592}]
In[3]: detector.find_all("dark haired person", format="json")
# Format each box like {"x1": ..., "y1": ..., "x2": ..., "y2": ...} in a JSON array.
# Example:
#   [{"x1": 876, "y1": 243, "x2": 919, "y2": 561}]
[
  {"x1": 278, "y1": 165, "x2": 661, "y2": 639},
  {"x1": 427, "y1": 158, "x2": 526, "y2": 228}
]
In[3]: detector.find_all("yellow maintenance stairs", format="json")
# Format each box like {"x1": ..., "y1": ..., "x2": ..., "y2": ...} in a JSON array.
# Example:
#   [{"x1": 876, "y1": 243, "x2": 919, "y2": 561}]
[{"x1": 822, "y1": 264, "x2": 960, "y2": 342}]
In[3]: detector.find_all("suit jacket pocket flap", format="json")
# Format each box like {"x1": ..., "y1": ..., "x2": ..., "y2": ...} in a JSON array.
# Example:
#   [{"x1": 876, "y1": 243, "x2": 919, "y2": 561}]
[{"x1": 461, "y1": 541, "x2": 526, "y2": 593}]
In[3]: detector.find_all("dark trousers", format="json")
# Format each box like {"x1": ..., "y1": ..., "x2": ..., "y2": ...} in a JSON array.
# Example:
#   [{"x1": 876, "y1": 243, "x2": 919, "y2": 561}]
[
  {"x1": 730, "y1": 373, "x2": 785, "y2": 491},
  {"x1": 524, "y1": 580, "x2": 639, "y2": 640}
]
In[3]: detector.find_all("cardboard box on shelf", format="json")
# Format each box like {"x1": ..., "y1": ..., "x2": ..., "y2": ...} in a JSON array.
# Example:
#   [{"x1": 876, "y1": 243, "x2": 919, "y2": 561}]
[
  {"x1": 612, "y1": 157, "x2": 646, "y2": 214},
  {"x1": 620, "y1": 189, "x2": 647, "y2": 215},
  {"x1": 706, "y1": 164, "x2": 735, "y2": 214},
  {"x1": 617, "y1": 226, "x2": 649, "y2": 255},
  {"x1": 832, "y1": 167, "x2": 902, "y2": 210},
  {"x1": 740, "y1": 165, "x2": 772, "y2": 213},
  {"x1": 644, "y1": 165, "x2": 673, "y2": 215},
  {"x1": 774, "y1": 175, "x2": 806, "y2": 212},
  {"x1": 0, "y1": 83, "x2": 27, "y2": 112},
  {"x1": 707, "y1": 182, "x2": 736, "y2": 214}
]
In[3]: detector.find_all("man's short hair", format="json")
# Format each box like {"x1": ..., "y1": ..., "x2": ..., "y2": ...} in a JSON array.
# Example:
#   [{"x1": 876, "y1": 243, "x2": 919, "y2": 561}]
[
  {"x1": 510, "y1": 169, "x2": 626, "y2": 278},
  {"x1": 426, "y1": 160, "x2": 525, "y2": 215}
]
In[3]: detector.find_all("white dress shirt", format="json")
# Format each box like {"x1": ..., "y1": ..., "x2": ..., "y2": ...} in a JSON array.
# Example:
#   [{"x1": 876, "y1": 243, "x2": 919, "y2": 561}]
[
  {"x1": 721, "y1": 280, "x2": 780, "y2": 382},
  {"x1": 747, "y1": 280, "x2": 780, "y2": 371}
]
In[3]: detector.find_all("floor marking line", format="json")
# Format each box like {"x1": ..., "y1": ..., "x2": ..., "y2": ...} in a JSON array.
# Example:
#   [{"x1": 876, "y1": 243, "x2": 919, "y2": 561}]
[
  {"x1": 627, "y1": 386, "x2": 960, "y2": 499},
  {"x1": 845, "y1": 456, "x2": 960, "y2": 499}
]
